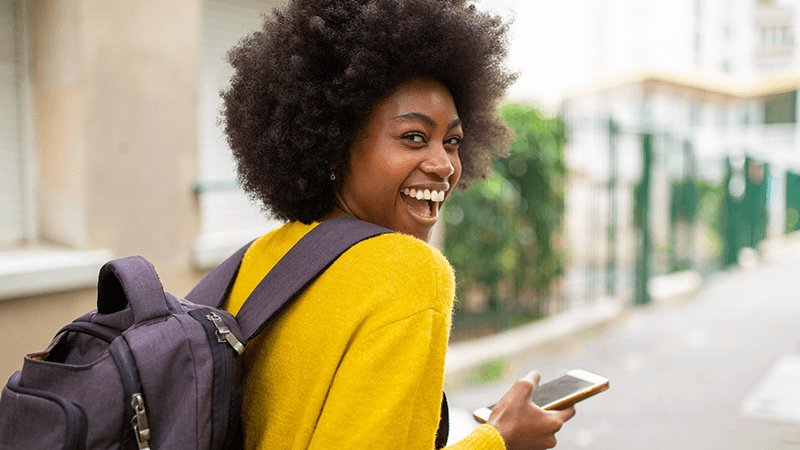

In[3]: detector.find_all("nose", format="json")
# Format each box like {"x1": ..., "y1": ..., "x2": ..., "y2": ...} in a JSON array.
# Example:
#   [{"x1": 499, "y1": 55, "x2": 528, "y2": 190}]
[{"x1": 421, "y1": 144, "x2": 456, "y2": 179}]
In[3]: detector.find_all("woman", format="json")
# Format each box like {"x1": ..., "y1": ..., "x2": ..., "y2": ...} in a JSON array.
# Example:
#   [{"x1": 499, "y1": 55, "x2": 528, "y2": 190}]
[{"x1": 222, "y1": 0, "x2": 575, "y2": 448}]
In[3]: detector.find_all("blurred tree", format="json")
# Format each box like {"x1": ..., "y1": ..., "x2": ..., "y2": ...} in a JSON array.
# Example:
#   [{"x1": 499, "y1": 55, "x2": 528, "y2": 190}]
[{"x1": 444, "y1": 104, "x2": 566, "y2": 320}]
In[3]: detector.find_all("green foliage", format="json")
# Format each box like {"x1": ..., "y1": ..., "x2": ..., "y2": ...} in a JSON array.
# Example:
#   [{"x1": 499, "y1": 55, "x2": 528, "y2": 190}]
[
  {"x1": 473, "y1": 359, "x2": 509, "y2": 385},
  {"x1": 670, "y1": 179, "x2": 701, "y2": 224},
  {"x1": 444, "y1": 104, "x2": 566, "y2": 315},
  {"x1": 668, "y1": 176, "x2": 724, "y2": 271},
  {"x1": 695, "y1": 178, "x2": 724, "y2": 237}
]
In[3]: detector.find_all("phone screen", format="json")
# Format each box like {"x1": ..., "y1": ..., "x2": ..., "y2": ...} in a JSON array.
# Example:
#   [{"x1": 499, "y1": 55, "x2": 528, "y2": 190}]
[{"x1": 532, "y1": 374, "x2": 594, "y2": 407}]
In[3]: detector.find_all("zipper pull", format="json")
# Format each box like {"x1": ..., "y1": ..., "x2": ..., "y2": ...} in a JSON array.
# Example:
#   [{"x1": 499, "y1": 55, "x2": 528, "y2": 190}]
[
  {"x1": 131, "y1": 393, "x2": 151, "y2": 450},
  {"x1": 206, "y1": 312, "x2": 245, "y2": 355}
]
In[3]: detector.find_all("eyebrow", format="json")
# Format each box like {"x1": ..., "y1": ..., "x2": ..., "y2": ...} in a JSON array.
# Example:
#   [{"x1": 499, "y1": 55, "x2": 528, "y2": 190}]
[{"x1": 393, "y1": 112, "x2": 462, "y2": 131}]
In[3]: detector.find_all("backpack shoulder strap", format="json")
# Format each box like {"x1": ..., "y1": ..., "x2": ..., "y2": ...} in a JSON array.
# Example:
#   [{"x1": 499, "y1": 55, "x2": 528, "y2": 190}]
[
  {"x1": 189, "y1": 217, "x2": 449, "y2": 443},
  {"x1": 233, "y1": 216, "x2": 389, "y2": 342}
]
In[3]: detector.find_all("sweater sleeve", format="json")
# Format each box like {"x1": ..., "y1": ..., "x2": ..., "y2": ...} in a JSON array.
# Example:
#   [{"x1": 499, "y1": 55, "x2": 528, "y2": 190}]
[
  {"x1": 446, "y1": 425, "x2": 506, "y2": 449},
  {"x1": 306, "y1": 307, "x2": 505, "y2": 450}
]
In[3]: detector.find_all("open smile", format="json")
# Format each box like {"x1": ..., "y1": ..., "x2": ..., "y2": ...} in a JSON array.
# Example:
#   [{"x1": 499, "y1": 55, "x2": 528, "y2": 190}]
[{"x1": 400, "y1": 188, "x2": 446, "y2": 224}]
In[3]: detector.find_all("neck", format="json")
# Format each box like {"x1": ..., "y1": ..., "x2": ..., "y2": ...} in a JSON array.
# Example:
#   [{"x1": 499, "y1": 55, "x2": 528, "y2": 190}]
[{"x1": 320, "y1": 192, "x2": 356, "y2": 222}]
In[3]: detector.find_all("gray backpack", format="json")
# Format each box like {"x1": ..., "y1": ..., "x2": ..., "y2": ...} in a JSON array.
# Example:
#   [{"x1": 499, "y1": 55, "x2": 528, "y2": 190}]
[{"x1": 0, "y1": 217, "x2": 430, "y2": 449}]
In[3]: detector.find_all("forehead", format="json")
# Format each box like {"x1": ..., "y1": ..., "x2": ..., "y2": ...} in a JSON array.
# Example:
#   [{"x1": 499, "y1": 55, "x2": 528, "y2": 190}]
[{"x1": 371, "y1": 78, "x2": 460, "y2": 121}]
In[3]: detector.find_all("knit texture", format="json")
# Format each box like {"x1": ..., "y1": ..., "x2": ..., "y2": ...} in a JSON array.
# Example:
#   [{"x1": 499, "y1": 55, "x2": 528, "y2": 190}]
[{"x1": 225, "y1": 221, "x2": 505, "y2": 449}]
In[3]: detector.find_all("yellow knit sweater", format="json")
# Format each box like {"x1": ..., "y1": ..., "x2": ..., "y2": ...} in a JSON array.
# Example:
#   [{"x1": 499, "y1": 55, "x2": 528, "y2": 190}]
[{"x1": 225, "y1": 221, "x2": 505, "y2": 449}]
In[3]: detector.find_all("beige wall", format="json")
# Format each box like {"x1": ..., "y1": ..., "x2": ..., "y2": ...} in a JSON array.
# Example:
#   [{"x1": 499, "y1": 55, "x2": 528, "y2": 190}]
[
  {"x1": 1, "y1": 0, "x2": 207, "y2": 382},
  {"x1": 32, "y1": 0, "x2": 202, "y2": 267}
]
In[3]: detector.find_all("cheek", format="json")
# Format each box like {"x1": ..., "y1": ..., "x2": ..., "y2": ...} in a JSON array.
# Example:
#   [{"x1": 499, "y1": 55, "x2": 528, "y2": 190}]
[
  {"x1": 451, "y1": 153, "x2": 463, "y2": 183},
  {"x1": 346, "y1": 151, "x2": 401, "y2": 200}
]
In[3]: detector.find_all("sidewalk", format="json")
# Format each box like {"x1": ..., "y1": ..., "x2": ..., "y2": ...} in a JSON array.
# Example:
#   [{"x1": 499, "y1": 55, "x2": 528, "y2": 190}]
[{"x1": 445, "y1": 237, "x2": 800, "y2": 449}]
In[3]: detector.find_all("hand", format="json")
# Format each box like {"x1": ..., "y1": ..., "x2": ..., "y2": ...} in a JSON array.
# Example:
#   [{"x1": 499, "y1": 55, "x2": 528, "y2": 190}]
[{"x1": 488, "y1": 371, "x2": 576, "y2": 450}]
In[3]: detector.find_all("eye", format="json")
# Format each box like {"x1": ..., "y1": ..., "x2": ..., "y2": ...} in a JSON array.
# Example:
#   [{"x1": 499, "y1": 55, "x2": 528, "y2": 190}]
[
  {"x1": 444, "y1": 136, "x2": 462, "y2": 147},
  {"x1": 402, "y1": 132, "x2": 427, "y2": 144}
]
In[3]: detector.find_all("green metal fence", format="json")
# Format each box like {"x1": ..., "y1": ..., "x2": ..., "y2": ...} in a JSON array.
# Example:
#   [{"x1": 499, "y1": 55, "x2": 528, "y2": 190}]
[
  {"x1": 787, "y1": 172, "x2": 800, "y2": 233},
  {"x1": 570, "y1": 121, "x2": 741, "y2": 308},
  {"x1": 448, "y1": 114, "x2": 779, "y2": 341}
]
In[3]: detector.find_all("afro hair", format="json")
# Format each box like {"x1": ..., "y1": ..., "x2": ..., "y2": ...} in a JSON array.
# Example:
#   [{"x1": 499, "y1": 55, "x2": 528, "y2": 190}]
[{"x1": 222, "y1": 0, "x2": 515, "y2": 223}]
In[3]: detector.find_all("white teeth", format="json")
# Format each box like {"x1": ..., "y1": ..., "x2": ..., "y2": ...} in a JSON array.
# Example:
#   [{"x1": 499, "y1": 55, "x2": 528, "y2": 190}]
[{"x1": 402, "y1": 188, "x2": 447, "y2": 202}]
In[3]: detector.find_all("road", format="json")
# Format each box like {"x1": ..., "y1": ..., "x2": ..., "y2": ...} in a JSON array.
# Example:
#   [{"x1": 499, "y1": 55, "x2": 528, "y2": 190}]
[{"x1": 447, "y1": 242, "x2": 800, "y2": 449}]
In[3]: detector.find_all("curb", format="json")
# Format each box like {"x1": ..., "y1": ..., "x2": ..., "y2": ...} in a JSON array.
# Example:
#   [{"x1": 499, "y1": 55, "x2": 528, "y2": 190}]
[{"x1": 444, "y1": 269, "x2": 704, "y2": 381}]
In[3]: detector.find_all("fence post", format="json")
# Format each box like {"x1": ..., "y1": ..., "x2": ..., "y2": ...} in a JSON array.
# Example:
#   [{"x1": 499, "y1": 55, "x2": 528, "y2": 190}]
[
  {"x1": 787, "y1": 172, "x2": 800, "y2": 233},
  {"x1": 634, "y1": 133, "x2": 653, "y2": 306},
  {"x1": 606, "y1": 119, "x2": 618, "y2": 297},
  {"x1": 745, "y1": 157, "x2": 769, "y2": 247},
  {"x1": 723, "y1": 156, "x2": 742, "y2": 266},
  {"x1": 683, "y1": 140, "x2": 697, "y2": 270},
  {"x1": 669, "y1": 135, "x2": 680, "y2": 272}
]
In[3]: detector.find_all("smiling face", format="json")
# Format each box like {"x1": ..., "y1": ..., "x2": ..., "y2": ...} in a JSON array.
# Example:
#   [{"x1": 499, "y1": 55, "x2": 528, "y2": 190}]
[{"x1": 331, "y1": 77, "x2": 463, "y2": 242}]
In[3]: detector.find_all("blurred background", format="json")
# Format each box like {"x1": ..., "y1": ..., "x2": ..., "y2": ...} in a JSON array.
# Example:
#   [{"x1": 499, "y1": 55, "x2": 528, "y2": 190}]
[{"x1": 1, "y1": 0, "x2": 800, "y2": 448}]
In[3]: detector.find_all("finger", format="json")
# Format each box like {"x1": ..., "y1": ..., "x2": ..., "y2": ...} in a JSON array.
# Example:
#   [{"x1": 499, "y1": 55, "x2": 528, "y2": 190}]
[
  {"x1": 553, "y1": 406, "x2": 576, "y2": 422},
  {"x1": 509, "y1": 371, "x2": 540, "y2": 400},
  {"x1": 519, "y1": 370, "x2": 541, "y2": 389}
]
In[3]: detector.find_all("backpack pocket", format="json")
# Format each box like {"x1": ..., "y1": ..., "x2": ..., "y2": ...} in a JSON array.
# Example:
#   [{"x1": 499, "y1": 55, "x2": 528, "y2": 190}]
[{"x1": 0, "y1": 372, "x2": 88, "y2": 450}]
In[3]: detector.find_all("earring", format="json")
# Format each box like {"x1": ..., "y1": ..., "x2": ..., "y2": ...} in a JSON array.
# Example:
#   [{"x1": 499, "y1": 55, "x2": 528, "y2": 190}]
[{"x1": 330, "y1": 171, "x2": 336, "y2": 181}]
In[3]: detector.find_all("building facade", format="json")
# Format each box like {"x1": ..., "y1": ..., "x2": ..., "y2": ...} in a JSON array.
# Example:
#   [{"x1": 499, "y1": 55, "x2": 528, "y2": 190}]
[
  {"x1": 555, "y1": 0, "x2": 800, "y2": 300},
  {"x1": 0, "y1": 0, "x2": 282, "y2": 382}
]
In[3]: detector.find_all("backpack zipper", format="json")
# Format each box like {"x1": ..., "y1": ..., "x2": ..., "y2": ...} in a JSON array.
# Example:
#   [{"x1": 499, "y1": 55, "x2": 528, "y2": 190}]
[
  {"x1": 131, "y1": 393, "x2": 151, "y2": 450},
  {"x1": 206, "y1": 312, "x2": 245, "y2": 355},
  {"x1": 188, "y1": 308, "x2": 243, "y2": 449}
]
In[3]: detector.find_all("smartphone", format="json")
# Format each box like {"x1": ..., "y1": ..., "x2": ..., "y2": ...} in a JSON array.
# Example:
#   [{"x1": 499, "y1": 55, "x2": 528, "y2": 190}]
[{"x1": 472, "y1": 369, "x2": 610, "y2": 423}]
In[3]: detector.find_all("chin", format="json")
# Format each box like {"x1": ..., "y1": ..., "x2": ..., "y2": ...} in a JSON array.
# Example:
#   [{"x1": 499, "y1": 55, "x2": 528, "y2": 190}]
[
  {"x1": 384, "y1": 218, "x2": 434, "y2": 242},
  {"x1": 409, "y1": 227, "x2": 433, "y2": 243}
]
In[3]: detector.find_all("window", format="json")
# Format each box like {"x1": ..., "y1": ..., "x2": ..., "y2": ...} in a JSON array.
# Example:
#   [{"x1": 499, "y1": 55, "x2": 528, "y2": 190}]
[
  {"x1": 758, "y1": 25, "x2": 794, "y2": 50},
  {"x1": 764, "y1": 91, "x2": 797, "y2": 124},
  {"x1": 0, "y1": 1, "x2": 111, "y2": 300},
  {"x1": 689, "y1": 103, "x2": 702, "y2": 127},
  {"x1": 195, "y1": 0, "x2": 282, "y2": 267},
  {"x1": 715, "y1": 104, "x2": 728, "y2": 129}
]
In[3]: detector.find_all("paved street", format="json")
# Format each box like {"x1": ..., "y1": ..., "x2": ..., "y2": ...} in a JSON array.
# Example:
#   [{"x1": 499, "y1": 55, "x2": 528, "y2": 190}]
[{"x1": 447, "y1": 242, "x2": 800, "y2": 449}]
